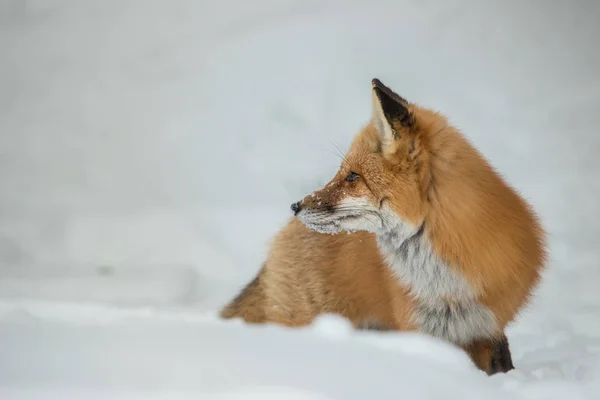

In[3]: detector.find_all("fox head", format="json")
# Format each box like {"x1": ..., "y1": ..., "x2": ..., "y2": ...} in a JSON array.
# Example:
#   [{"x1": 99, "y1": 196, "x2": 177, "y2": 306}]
[{"x1": 292, "y1": 78, "x2": 441, "y2": 237}]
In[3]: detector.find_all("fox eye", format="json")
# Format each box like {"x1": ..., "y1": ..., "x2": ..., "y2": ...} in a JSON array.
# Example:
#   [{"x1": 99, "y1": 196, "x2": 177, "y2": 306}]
[{"x1": 345, "y1": 172, "x2": 360, "y2": 182}]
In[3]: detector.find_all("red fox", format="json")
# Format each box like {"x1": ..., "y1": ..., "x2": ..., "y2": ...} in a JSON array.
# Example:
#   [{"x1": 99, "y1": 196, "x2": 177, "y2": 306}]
[{"x1": 220, "y1": 78, "x2": 547, "y2": 375}]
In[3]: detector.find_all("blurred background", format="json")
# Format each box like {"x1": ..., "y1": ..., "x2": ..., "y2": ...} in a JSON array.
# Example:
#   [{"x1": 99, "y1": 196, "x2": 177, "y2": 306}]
[{"x1": 1, "y1": 1, "x2": 600, "y2": 397}]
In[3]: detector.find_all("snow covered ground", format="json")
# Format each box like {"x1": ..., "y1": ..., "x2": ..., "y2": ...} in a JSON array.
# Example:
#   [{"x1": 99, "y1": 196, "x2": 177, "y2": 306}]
[{"x1": 1, "y1": 0, "x2": 600, "y2": 398}]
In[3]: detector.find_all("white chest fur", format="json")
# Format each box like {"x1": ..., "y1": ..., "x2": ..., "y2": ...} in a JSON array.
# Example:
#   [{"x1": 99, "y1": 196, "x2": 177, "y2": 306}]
[{"x1": 376, "y1": 223, "x2": 499, "y2": 345}]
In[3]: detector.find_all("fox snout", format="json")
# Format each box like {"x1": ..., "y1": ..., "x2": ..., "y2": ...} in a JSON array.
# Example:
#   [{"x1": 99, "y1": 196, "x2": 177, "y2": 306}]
[
  {"x1": 290, "y1": 188, "x2": 335, "y2": 216},
  {"x1": 290, "y1": 198, "x2": 329, "y2": 216}
]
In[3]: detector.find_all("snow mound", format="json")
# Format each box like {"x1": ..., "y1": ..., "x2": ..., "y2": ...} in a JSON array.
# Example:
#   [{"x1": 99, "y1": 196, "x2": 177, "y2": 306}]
[{"x1": 0, "y1": 304, "x2": 500, "y2": 400}]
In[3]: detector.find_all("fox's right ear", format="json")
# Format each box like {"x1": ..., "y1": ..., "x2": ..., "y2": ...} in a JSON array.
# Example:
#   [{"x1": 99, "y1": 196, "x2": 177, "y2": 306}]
[{"x1": 371, "y1": 78, "x2": 411, "y2": 153}]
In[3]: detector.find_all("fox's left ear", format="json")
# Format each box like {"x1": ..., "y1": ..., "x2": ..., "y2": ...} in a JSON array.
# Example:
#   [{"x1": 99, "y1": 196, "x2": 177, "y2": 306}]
[{"x1": 371, "y1": 78, "x2": 412, "y2": 152}]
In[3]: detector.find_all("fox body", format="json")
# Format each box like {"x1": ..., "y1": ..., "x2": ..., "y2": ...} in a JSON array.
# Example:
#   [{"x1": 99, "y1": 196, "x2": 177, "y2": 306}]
[{"x1": 221, "y1": 79, "x2": 546, "y2": 375}]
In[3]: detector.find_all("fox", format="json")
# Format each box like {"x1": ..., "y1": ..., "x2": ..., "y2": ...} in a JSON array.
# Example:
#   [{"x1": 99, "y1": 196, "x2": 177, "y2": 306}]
[{"x1": 220, "y1": 78, "x2": 547, "y2": 375}]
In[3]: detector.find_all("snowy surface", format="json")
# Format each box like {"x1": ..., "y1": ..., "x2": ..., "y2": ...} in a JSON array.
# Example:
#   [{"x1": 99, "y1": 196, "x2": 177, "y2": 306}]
[{"x1": 1, "y1": 0, "x2": 600, "y2": 399}]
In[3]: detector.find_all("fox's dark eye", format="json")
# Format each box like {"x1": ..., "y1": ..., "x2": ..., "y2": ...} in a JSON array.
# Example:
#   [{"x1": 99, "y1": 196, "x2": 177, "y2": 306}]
[{"x1": 345, "y1": 172, "x2": 360, "y2": 182}]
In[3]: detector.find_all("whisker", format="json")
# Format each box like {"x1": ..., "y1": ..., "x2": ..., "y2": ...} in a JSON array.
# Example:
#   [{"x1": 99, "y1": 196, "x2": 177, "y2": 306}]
[
  {"x1": 325, "y1": 148, "x2": 345, "y2": 163},
  {"x1": 330, "y1": 141, "x2": 351, "y2": 167},
  {"x1": 332, "y1": 207, "x2": 379, "y2": 214},
  {"x1": 300, "y1": 206, "x2": 381, "y2": 218}
]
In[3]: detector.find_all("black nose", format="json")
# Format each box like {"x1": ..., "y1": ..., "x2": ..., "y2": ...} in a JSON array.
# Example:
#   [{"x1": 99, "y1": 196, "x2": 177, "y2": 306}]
[{"x1": 290, "y1": 201, "x2": 301, "y2": 215}]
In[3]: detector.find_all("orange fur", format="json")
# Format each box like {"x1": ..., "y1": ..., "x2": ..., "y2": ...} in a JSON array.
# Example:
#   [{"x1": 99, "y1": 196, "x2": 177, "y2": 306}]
[{"x1": 220, "y1": 79, "x2": 546, "y2": 375}]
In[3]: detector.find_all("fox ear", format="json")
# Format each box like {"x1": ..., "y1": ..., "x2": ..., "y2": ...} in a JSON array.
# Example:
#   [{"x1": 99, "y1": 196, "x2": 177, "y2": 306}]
[{"x1": 371, "y1": 78, "x2": 411, "y2": 151}]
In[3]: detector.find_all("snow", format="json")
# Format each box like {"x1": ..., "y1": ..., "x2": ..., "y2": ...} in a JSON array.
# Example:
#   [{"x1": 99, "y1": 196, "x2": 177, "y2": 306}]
[{"x1": 1, "y1": 0, "x2": 600, "y2": 398}]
